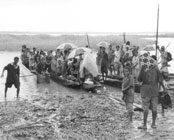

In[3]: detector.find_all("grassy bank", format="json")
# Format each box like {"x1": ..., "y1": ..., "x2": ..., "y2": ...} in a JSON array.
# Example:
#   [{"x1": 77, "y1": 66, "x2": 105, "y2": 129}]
[{"x1": 0, "y1": 34, "x2": 155, "y2": 51}]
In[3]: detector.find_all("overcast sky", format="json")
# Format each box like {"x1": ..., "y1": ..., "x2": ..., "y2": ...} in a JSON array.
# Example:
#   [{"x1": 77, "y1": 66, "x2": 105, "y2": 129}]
[{"x1": 0, "y1": 0, "x2": 173, "y2": 33}]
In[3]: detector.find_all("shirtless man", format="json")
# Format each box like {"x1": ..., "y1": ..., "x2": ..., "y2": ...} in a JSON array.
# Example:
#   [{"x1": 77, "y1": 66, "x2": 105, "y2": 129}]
[{"x1": 1, "y1": 57, "x2": 20, "y2": 98}]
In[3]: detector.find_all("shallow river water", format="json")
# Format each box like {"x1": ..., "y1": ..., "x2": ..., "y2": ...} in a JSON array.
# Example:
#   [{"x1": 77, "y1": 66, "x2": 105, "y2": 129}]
[{"x1": 0, "y1": 51, "x2": 89, "y2": 102}]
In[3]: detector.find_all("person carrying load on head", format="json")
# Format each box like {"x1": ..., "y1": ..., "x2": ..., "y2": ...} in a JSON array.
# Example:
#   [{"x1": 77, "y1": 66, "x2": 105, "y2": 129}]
[{"x1": 137, "y1": 53, "x2": 165, "y2": 129}]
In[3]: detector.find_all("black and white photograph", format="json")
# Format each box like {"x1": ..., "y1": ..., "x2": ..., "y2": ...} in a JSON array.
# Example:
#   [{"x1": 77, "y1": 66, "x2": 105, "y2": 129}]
[{"x1": 0, "y1": 0, "x2": 174, "y2": 139}]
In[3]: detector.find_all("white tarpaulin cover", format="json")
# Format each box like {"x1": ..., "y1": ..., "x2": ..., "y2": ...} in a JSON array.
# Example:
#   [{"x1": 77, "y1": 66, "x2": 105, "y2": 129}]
[
  {"x1": 68, "y1": 47, "x2": 92, "y2": 59},
  {"x1": 79, "y1": 53, "x2": 99, "y2": 77}
]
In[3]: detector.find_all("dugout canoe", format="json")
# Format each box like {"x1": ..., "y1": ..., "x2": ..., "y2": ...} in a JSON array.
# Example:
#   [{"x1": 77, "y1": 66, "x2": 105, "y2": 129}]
[
  {"x1": 104, "y1": 78, "x2": 141, "y2": 93},
  {"x1": 20, "y1": 54, "x2": 102, "y2": 92},
  {"x1": 50, "y1": 72, "x2": 103, "y2": 92},
  {"x1": 99, "y1": 75, "x2": 141, "y2": 93},
  {"x1": 20, "y1": 55, "x2": 50, "y2": 84},
  {"x1": 104, "y1": 74, "x2": 174, "y2": 93}
]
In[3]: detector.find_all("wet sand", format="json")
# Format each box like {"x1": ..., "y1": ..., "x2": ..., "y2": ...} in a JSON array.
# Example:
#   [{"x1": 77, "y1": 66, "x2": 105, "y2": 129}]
[{"x1": 0, "y1": 51, "x2": 174, "y2": 140}]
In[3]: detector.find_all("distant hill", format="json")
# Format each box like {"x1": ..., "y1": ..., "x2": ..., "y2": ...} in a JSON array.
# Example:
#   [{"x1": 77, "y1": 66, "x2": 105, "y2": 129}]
[{"x1": 0, "y1": 33, "x2": 163, "y2": 51}]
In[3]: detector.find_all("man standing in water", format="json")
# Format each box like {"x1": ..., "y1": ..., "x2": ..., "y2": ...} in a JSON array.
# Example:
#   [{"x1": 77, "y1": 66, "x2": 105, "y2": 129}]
[{"x1": 1, "y1": 57, "x2": 20, "y2": 98}]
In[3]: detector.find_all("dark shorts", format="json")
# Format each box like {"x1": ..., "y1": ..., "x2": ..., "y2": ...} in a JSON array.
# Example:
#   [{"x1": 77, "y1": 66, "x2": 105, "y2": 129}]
[
  {"x1": 5, "y1": 81, "x2": 20, "y2": 88},
  {"x1": 142, "y1": 96, "x2": 158, "y2": 112},
  {"x1": 101, "y1": 66, "x2": 108, "y2": 73}
]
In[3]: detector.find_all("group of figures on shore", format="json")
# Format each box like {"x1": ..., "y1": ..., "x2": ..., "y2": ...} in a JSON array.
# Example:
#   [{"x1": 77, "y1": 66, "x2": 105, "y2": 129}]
[
  {"x1": 21, "y1": 44, "x2": 98, "y2": 84},
  {"x1": 96, "y1": 41, "x2": 171, "y2": 82},
  {"x1": 96, "y1": 41, "x2": 140, "y2": 81},
  {"x1": 1, "y1": 40, "x2": 172, "y2": 130},
  {"x1": 95, "y1": 41, "x2": 172, "y2": 129}
]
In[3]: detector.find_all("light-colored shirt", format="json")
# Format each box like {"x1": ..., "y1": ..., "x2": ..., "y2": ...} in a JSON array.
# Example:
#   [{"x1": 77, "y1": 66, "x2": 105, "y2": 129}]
[
  {"x1": 132, "y1": 56, "x2": 139, "y2": 69},
  {"x1": 114, "y1": 50, "x2": 121, "y2": 62},
  {"x1": 161, "y1": 51, "x2": 168, "y2": 66}
]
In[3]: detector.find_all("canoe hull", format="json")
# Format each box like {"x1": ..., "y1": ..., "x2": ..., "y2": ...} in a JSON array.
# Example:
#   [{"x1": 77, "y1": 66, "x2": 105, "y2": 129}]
[
  {"x1": 50, "y1": 72, "x2": 102, "y2": 92},
  {"x1": 104, "y1": 78, "x2": 141, "y2": 93}
]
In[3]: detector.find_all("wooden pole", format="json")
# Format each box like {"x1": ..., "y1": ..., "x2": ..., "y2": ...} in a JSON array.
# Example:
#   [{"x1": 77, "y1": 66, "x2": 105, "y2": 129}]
[
  {"x1": 123, "y1": 32, "x2": 126, "y2": 44},
  {"x1": 86, "y1": 33, "x2": 90, "y2": 48},
  {"x1": 155, "y1": 5, "x2": 160, "y2": 58}
]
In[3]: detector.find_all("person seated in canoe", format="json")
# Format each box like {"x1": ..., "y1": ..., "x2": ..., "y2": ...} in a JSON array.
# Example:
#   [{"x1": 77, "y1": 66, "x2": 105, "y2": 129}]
[
  {"x1": 56, "y1": 51, "x2": 64, "y2": 76},
  {"x1": 114, "y1": 45, "x2": 122, "y2": 76},
  {"x1": 69, "y1": 58, "x2": 78, "y2": 78},
  {"x1": 37, "y1": 56, "x2": 50, "y2": 83},
  {"x1": 66, "y1": 59, "x2": 78, "y2": 81},
  {"x1": 36, "y1": 57, "x2": 46, "y2": 74},
  {"x1": 61, "y1": 49, "x2": 70, "y2": 78},
  {"x1": 44, "y1": 51, "x2": 53, "y2": 73},
  {"x1": 34, "y1": 51, "x2": 41, "y2": 64}
]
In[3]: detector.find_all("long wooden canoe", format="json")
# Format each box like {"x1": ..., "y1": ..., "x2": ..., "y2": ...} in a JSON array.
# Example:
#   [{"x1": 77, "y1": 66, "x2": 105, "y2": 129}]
[
  {"x1": 50, "y1": 71, "x2": 102, "y2": 92},
  {"x1": 103, "y1": 74, "x2": 174, "y2": 93},
  {"x1": 99, "y1": 75, "x2": 140, "y2": 93}
]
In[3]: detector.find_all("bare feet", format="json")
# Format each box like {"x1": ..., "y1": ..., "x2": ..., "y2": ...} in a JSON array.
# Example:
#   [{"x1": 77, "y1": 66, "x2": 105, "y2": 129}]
[
  {"x1": 151, "y1": 124, "x2": 157, "y2": 129},
  {"x1": 138, "y1": 125, "x2": 147, "y2": 130}
]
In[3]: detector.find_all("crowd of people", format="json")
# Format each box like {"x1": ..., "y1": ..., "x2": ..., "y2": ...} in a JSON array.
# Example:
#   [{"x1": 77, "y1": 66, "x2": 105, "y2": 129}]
[
  {"x1": 21, "y1": 41, "x2": 171, "y2": 84},
  {"x1": 96, "y1": 41, "x2": 171, "y2": 82},
  {"x1": 96, "y1": 41, "x2": 140, "y2": 81},
  {"x1": 1, "y1": 41, "x2": 172, "y2": 129},
  {"x1": 119, "y1": 42, "x2": 172, "y2": 128},
  {"x1": 21, "y1": 44, "x2": 92, "y2": 84}
]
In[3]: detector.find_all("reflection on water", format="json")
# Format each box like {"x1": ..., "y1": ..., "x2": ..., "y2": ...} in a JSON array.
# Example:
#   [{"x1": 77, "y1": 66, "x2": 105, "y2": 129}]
[{"x1": 0, "y1": 51, "x2": 86, "y2": 102}]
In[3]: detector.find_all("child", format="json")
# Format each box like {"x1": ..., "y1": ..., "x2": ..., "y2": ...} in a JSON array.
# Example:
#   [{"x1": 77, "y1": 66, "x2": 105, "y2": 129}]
[{"x1": 122, "y1": 66, "x2": 134, "y2": 123}]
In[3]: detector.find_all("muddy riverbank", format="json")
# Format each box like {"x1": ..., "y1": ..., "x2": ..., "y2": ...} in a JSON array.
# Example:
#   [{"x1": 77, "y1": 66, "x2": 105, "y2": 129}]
[
  {"x1": 0, "y1": 51, "x2": 174, "y2": 140},
  {"x1": 0, "y1": 85, "x2": 174, "y2": 140}
]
